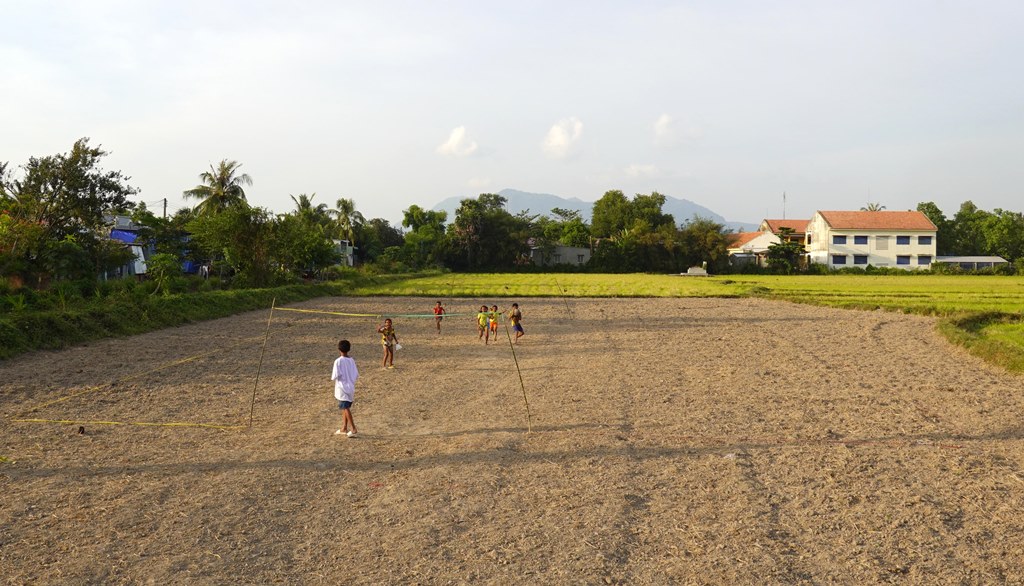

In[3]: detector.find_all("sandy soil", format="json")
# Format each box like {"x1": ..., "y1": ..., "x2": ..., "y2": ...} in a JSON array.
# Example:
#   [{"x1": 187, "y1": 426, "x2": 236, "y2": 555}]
[{"x1": 2, "y1": 296, "x2": 1024, "y2": 585}]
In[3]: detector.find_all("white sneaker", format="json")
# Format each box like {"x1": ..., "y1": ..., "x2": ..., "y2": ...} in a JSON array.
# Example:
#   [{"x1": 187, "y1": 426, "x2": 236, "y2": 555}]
[
  {"x1": 347, "y1": 431, "x2": 357, "y2": 438},
  {"x1": 335, "y1": 429, "x2": 343, "y2": 435}
]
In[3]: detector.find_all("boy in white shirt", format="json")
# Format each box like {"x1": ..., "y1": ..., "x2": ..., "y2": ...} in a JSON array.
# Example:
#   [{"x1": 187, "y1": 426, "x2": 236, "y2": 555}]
[{"x1": 331, "y1": 339, "x2": 360, "y2": 438}]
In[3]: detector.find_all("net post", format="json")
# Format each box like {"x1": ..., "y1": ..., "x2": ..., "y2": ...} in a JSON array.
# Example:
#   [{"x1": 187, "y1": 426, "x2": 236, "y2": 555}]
[{"x1": 249, "y1": 298, "x2": 276, "y2": 429}]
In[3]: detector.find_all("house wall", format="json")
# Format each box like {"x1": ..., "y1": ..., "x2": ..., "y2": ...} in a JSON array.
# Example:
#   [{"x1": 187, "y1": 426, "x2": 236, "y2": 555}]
[
  {"x1": 726, "y1": 232, "x2": 780, "y2": 254},
  {"x1": 531, "y1": 245, "x2": 591, "y2": 266},
  {"x1": 806, "y1": 214, "x2": 937, "y2": 270}
]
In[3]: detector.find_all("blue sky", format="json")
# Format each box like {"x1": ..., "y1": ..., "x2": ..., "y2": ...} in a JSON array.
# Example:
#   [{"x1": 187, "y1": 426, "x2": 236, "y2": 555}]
[{"x1": 2, "y1": 1, "x2": 1022, "y2": 224}]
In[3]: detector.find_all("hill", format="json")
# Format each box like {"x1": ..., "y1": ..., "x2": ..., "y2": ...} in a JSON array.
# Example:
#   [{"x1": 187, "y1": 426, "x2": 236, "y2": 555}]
[{"x1": 431, "y1": 189, "x2": 757, "y2": 232}]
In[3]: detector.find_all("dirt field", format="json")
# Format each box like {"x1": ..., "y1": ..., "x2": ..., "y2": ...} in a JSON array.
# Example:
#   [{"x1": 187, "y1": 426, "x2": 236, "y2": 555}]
[{"x1": 3, "y1": 296, "x2": 1024, "y2": 584}]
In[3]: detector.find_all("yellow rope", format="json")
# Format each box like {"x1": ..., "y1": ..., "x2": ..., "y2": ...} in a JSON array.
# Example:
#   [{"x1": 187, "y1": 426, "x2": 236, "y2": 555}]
[
  {"x1": 274, "y1": 307, "x2": 382, "y2": 318},
  {"x1": 11, "y1": 418, "x2": 245, "y2": 430},
  {"x1": 13, "y1": 334, "x2": 264, "y2": 417}
]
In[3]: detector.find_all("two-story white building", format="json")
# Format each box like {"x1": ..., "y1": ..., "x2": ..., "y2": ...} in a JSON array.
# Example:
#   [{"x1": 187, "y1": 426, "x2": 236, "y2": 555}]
[{"x1": 805, "y1": 210, "x2": 937, "y2": 270}]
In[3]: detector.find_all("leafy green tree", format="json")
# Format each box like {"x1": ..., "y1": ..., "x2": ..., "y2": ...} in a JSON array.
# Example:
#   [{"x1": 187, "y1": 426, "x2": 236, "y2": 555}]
[
  {"x1": 861, "y1": 203, "x2": 886, "y2": 211},
  {"x1": 446, "y1": 194, "x2": 530, "y2": 270},
  {"x1": 401, "y1": 205, "x2": 448, "y2": 268},
  {"x1": 147, "y1": 252, "x2": 183, "y2": 296},
  {"x1": 916, "y1": 201, "x2": 954, "y2": 255},
  {"x1": 183, "y1": 159, "x2": 252, "y2": 216},
  {"x1": 274, "y1": 213, "x2": 339, "y2": 277},
  {"x1": 631, "y1": 192, "x2": 676, "y2": 230},
  {"x1": 980, "y1": 209, "x2": 1024, "y2": 261},
  {"x1": 765, "y1": 228, "x2": 805, "y2": 273},
  {"x1": 356, "y1": 218, "x2": 404, "y2": 263},
  {"x1": 591, "y1": 190, "x2": 631, "y2": 238},
  {"x1": 951, "y1": 201, "x2": 992, "y2": 255},
  {"x1": 677, "y1": 217, "x2": 731, "y2": 272},
  {"x1": 187, "y1": 205, "x2": 275, "y2": 286},
  {"x1": 0, "y1": 138, "x2": 137, "y2": 282}
]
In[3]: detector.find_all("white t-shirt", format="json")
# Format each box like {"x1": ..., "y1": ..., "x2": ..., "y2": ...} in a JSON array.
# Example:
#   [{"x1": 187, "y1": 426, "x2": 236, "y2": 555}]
[{"x1": 331, "y1": 355, "x2": 359, "y2": 402}]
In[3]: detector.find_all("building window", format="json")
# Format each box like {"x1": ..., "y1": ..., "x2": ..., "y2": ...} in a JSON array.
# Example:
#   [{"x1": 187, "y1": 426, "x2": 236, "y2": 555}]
[
  {"x1": 553, "y1": 254, "x2": 561, "y2": 263},
  {"x1": 832, "y1": 254, "x2": 847, "y2": 265},
  {"x1": 918, "y1": 255, "x2": 932, "y2": 265},
  {"x1": 919, "y1": 236, "x2": 932, "y2": 245},
  {"x1": 875, "y1": 236, "x2": 889, "y2": 251},
  {"x1": 854, "y1": 255, "x2": 868, "y2": 265},
  {"x1": 833, "y1": 235, "x2": 847, "y2": 245},
  {"x1": 897, "y1": 255, "x2": 911, "y2": 265},
  {"x1": 896, "y1": 235, "x2": 911, "y2": 245},
  {"x1": 854, "y1": 235, "x2": 868, "y2": 245},
  {"x1": 577, "y1": 254, "x2": 585, "y2": 264},
  {"x1": 806, "y1": 235, "x2": 812, "y2": 245}
]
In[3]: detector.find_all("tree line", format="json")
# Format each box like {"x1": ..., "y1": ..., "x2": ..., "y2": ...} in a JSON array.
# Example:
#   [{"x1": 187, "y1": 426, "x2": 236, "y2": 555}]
[{"x1": 3, "y1": 139, "x2": 1023, "y2": 289}]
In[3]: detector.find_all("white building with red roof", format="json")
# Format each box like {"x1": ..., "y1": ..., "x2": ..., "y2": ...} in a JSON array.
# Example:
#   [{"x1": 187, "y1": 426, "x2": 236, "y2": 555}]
[
  {"x1": 758, "y1": 219, "x2": 810, "y2": 244},
  {"x1": 805, "y1": 210, "x2": 938, "y2": 269},
  {"x1": 726, "y1": 231, "x2": 780, "y2": 267}
]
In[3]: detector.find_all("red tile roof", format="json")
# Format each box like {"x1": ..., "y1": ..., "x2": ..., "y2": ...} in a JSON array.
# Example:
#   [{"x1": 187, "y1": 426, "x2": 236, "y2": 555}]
[
  {"x1": 727, "y1": 231, "x2": 766, "y2": 249},
  {"x1": 762, "y1": 219, "x2": 809, "y2": 234},
  {"x1": 817, "y1": 210, "x2": 937, "y2": 231}
]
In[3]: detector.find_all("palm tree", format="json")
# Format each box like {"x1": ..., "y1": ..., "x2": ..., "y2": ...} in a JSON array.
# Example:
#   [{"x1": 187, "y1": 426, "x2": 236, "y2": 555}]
[
  {"x1": 333, "y1": 197, "x2": 365, "y2": 243},
  {"x1": 861, "y1": 203, "x2": 886, "y2": 211},
  {"x1": 183, "y1": 160, "x2": 252, "y2": 215},
  {"x1": 290, "y1": 193, "x2": 331, "y2": 230}
]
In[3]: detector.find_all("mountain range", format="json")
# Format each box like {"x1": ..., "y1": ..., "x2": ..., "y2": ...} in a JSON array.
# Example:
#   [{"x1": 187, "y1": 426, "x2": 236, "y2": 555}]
[{"x1": 431, "y1": 189, "x2": 758, "y2": 232}]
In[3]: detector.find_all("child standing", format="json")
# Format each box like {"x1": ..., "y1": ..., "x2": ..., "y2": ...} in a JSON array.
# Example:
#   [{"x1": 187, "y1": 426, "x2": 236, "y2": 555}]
[
  {"x1": 477, "y1": 305, "x2": 490, "y2": 344},
  {"x1": 508, "y1": 303, "x2": 525, "y2": 344},
  {"x1": 331, "y1": 339, "x2": 359, "y2": 438},
  {"x1": 377, "y1": 318, "x2": 399, "y2": 369},
  {"x1": 433, "y1": 301, "x2": 446, "y2": 333}
]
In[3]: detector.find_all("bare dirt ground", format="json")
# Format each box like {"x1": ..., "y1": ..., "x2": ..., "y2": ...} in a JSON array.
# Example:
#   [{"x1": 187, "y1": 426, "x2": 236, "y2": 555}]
[{"x1": 3, "y1": 296, "x2": 1024, "y2": 585}]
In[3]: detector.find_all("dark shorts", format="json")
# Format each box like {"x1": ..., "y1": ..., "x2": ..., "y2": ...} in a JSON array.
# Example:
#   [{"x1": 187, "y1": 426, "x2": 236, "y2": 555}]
[
  {"x1": 513, "y1": 324, "x2": 524, "y2": 333},
  {"x1": 338, "y1": 400, "x2": 353, "y2": 410}
]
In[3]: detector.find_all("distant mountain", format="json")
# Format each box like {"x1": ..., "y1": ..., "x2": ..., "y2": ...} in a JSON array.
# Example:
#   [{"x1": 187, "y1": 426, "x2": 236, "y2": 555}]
[{"x1": 431, "y1": 189, "x2": 757, "y2": 232}]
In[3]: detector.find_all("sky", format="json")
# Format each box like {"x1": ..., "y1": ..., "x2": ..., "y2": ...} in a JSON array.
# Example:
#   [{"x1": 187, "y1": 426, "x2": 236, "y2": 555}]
[{"x1": 2, "y1": 0, "x2": 1023, "y2": 225}]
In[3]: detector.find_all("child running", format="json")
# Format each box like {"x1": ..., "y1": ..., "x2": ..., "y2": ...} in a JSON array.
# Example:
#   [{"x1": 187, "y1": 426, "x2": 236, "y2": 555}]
[
  {"x1": 508, "y1": 303, "x2": 525, "y2": 344},
  {"x1": 377, "y1": 317, "x2": 399, "y2": 369},
  {"x1": 489, "y1": 304, "x2": 500, "y2": 339},
  {"x1": 477, "y1": 305, "x2": 490, "y2": 344},
  {"x1": 433, "y1": 301, "x2": 445, "y2": 333},
  {"x1": 330, "y1": 339, "x2": 359, "y2": 438}
]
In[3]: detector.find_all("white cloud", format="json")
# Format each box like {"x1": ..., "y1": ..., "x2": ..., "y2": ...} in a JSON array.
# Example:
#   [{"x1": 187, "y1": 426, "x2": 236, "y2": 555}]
[
  {"x1": 542, "y1": 117, "x2": 583, "y2": 159},
  {"x1": 467, "y1": 177, "x2": 491, "y2": 189},
  {"x1": 436, "y1": 126, "x2": 479, "y2": 157},
  {"x1": 625, "y1": 164, "x2": 658, "y2": 177},
  {"x1": 654, "y1": 113, "x2": 703, "y2": 147},
  {"x1": 654, "y1": 113, "x2": 675, "y2": 145}
]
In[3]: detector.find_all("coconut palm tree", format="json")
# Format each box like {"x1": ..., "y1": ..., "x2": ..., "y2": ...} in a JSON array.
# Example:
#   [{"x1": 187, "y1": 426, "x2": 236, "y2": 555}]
[
  {"x1": 183, "y1": 160, "x2": 252, "y2": 216},
  {"x1": 861, "y1": 202, "x2": 886, "y2": 211},
  {"x1": 290, "y1": 193, "x2": 331, "y2": 230},
  {"x1": 333, "y1": 197, "x2": 365, "y2": 243}
]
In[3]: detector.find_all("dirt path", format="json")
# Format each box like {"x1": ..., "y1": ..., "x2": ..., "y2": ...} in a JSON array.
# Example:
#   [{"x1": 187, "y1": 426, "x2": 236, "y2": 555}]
[{"x1": 3, "y1": 297, "x2": 1024, "y2": 584}]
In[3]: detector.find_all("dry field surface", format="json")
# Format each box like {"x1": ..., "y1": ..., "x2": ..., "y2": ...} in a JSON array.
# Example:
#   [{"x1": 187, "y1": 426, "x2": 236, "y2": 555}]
[{"x1": 3, "y1": 297, "x2": 1024, "y2": 584}]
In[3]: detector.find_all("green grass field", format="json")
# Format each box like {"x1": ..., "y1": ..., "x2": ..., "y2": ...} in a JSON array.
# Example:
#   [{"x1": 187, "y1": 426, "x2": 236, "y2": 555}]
[{"x1": 353, "y1": 273, "x2": 1024, "y2": 315}]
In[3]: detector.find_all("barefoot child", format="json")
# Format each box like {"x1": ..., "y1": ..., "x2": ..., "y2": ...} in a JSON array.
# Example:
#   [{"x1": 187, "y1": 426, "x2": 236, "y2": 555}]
[
  {"x1": 331, "y1": 339, "x2": 359, "y2": 438},
  {"x1": 489, "y1": 304, "x2": 500, "y2": 339},
  {"x1": 477, "y1": 305, "x2": 490, "y2": 344},
  {"x1": 508, "y1": 303, "x2": 525, "y2": 344},
  {"x1": 433, "y1": 301, "x2": 445, "y2": 333},
  {"x1": 377, "y1": 318, "x2": 399, "y2": 369}
]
